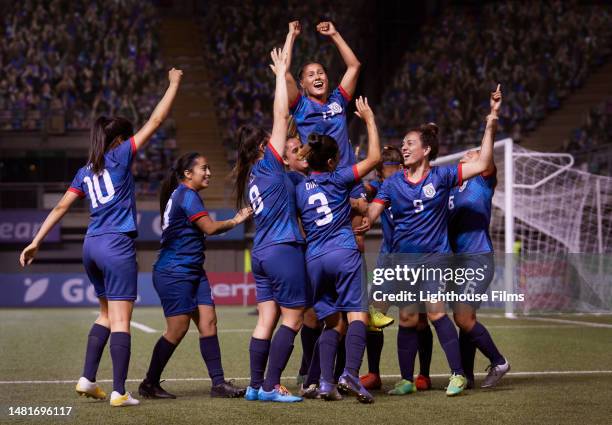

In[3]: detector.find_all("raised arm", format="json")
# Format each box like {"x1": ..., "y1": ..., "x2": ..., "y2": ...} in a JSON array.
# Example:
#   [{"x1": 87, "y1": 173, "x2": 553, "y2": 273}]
[
  {"x1": 283, "y1": 21, "x2": 301, "y2": 106},
  {"x1": 461, "y1": 84, "x2": 501, "y2": 180},
  {"x1": 132, "y1": 68, "x2": 183, "y2": 150},
  {"x1": 353, "y1": 97, "x2": 381, "y2": 178},
  {"x1": 19, "y1": 191, "x2": 81, "y2": 266},
  {"x1": 317, "y1": 21, "x2": 361, "y2": 97},
  {"x1": 195, "y1": 207, "x2": 252, "y2": 236},
  {"x1": 268, "y1": 47, "x2": 290, "y2": 155}
]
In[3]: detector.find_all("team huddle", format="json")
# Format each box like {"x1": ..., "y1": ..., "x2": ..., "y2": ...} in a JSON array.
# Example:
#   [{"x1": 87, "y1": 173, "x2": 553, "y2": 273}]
[{"x1": 20, "y1": 21, "x2": 509, "y2": 406}]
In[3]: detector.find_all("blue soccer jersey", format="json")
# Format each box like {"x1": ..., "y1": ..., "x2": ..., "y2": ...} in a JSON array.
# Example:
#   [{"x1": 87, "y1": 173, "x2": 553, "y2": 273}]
[
  {"x1": 154, "y1": 184, "x2": 209, "y2": 274},
  {"x1": 296, "y1": 165, "x2": 360, "y2": 260},
  {"x1": 369, "y1": 179, "x2": 394, "y2": 254},
  {"x1": 69, "y1": 137, "x2": 138, "y2": 236},
  {"x1": 290, "y1": 86, "x2": 356, "y2": 168},
  {"x1": 373, "y1": 165, "x2": 463, "y2": 254},
  {"x1": 248, "y1": 145, "x2": 304, "y2": 252},
  {"x1": 449, "y1": 171, "x2": 496, "y2": 254}
]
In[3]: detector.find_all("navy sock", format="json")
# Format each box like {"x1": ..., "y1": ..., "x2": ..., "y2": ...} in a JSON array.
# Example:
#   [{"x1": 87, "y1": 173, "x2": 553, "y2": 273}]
[
  {"x1": 417, "y1": 325, "x2": 433, "y2": 377},
  {"x1": 298, "y1": 325, "x2": 321, "y2": 376},
  {"x1": 334, "y1": 335, "x2": 346, "y2": 381},
  {"x1": 262, "y1": 325, "x2": 297, "y2": 391},
  {"x1": 319, "y1": 328, "x2": 340, "y2": 383},
  {"x1": 468, "y1": 322, "x2": 505, "y2": 366},
  {"x1": 432, "y1": 315, "x2": 464, "y2": 375},
  {"x1": 366, "y1": 330, "x2": 384, "y2": 374},
  {"x1": 109, "y1": 332, "x2": 131, "y2": 394},
  {"x1": 146, "y1": 336, "x2": 177, "y2": 384},
  {"x1": 248, "y1": 337, "x2": 270, "y2": 389},
  {"x1": 397, "y1": 326, "x2": 418, "y2": 381},
  {"x1": 344, "y1": 321, "x2": 366, "y2": 377},
  {"x1": 305, "y1": 337, "x2": 321, "y2": 387},
  {"x1": 200, "y1": 335, "x2": 225, "y2": 386},
  {"x1": 82, "y1": 323, "x2": 110, "y2": 382},
  {"x1": 459, "y1": 330, "x2": 477, "y2": 381}
]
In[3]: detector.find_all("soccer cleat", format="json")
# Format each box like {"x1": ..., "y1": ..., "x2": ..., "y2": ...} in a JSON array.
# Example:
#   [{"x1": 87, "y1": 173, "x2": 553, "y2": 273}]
[
  {"x1": 388, "y1": 379, "x2": 417, "y2": 396},
  {"x1": 369, "y1": 306, "x2": 394, "y2": 329},
  {"x1": 319, "y1": 379, "x2": 343, "y2": 401},
  {"x1": 211, "y1": 380, "x2": 246, "y2": 398},
  {"x1": 138, "y1": 379, "x2": 176, "y2": 399},
  {"x1": 481, "y1": 359, "x2": 511, "y2": 388},
  {"x1": 359, "y1": 372, "x2": 382, "y2": 390},
  {"x1": 257, "y1": 385, "x2": 303, "y2": 403},
  {"x1": 415, "y1": 374, "x2": 431, "y2": 391},
  {"x1": 367, "y1": 324, "x2": 383, "y2": 332},
  {"x1": 466, "y1": 377, "x2": 475, "y2": 390},
  {"x1": 110, "y1": 391, "x2": 140, "y2": 407},
  {"x1": 299, "y1": 383, "x2": 320, "y2": 399},
  {"x1": 76, "y1": 377, "x2": 107, "y2": 400},
  {"x1": 446, "y1": 374, "x2": 467, "y2": 396},
  {"x1": 244, "y1": 386, "x2": 259, "y2": 401},
  {"x1": 338, "y1": 371, "x2": 374, "y2": 404}
]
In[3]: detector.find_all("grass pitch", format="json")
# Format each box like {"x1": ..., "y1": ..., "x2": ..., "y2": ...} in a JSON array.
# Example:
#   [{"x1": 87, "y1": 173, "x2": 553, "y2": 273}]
[{"x1": 1, "y1": 307, "x2": 612, "y2": 424}]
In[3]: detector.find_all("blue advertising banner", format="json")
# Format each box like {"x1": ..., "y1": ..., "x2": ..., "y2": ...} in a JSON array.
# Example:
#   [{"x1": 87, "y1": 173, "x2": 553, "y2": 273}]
[
  {"x1": 0, "y1": 210, "x2": 60, "y2": 243},
  {"x1": 136, "y1": 210, "x2": 245, "y2": 242}
]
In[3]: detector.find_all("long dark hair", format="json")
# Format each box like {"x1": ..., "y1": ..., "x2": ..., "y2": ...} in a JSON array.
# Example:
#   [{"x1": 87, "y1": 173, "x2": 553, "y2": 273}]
[
  {"x1": 88, "y1": 116, "x2": 134, "y2": 174},
  {"x1": 232, "y1": 125, "x2": 267, "y2": 209},
  {"x1": 159, "y1": 152, "x2": 202, "y2": 219},
  {"x1": 408, "y1": 122, "x2": 439, "y2": 161},
  {"x1": 298, "y1": 133, "x2": 338, "y2": 172}
]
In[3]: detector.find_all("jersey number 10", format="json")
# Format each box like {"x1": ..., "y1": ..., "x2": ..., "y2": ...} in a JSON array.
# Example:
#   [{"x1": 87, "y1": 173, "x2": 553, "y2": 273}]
[{"x1": 83, "y1": 170, "x2": 115, "y2": 208}]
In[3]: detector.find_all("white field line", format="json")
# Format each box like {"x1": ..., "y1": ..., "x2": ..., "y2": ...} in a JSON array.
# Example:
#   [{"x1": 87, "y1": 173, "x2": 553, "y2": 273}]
[
  {"x1": 2, "y1": 370, "x2": 612, "y2": 385},
  {"x1": 89, "y1": 311, "x2": 157, "y2": 333}
]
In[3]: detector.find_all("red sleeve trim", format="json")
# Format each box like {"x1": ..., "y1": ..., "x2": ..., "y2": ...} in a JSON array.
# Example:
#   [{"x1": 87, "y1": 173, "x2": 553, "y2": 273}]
[
  {"x1": 189, "y1": 211, "x2": 209, "y2": 222},
  {"x1": 289, "y1": 94, "x2": 301, "y2": 110},
  {"x1": 372, "y1": 198, "x2": 386, "y2": 205},
  {"x1": 268, "y1": 144, "x2": 283, "y2": 164},
  {"x1": 338, "y1": 85, "x2": 352, "y2": 102},
  {"x1": 352, "y1": 165, "x2": 360, "y2": 182},
  {"x1": 68, "y1": 187, "x2": 85, "y2": 198},
  {"x1": 457, "y1": 163, "x2": 463, "y2": 187},
  {"x1": 130, "y1": 136, "x2": 137, "y2": 154}
]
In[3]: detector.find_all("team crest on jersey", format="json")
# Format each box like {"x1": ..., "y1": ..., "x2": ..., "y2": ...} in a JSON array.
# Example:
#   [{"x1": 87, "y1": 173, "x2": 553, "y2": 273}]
[
  {"x1": 322, "y1": 102, "x2": 343, "y2": 120},
  {"x1": 459, "y1": 181, "x2": 468, "y2": 192},
  {"x1": 422, "y1": 183, "x2": 436, "y2": 198}
]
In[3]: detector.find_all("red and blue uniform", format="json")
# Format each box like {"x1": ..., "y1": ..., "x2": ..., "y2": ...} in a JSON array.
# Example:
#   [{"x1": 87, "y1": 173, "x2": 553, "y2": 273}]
[
  {"x1": 248, "y1": 145, "x2": 308, "y2": 307},
  {"x1": 290, "y1": 86, "x2": 365, "y2": 200},
  {"x1": 69, "y1": 137, "x2": 138, "y2": 300},
  {"x1": 153, "y1": 184, "x2": 213, "y2": 317},
  {"x1": 296, "y1": 165, "x2": 367, "y2": 319}
]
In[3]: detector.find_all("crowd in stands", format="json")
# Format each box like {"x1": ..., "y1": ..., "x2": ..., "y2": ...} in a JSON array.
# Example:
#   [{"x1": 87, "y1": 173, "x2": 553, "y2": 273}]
[
  {"x1": 0, "y1": 0, "x2": 176, "y2": 195},
  {"x1": 378, "y1": 1, "x2": 611, "y2": 156}
]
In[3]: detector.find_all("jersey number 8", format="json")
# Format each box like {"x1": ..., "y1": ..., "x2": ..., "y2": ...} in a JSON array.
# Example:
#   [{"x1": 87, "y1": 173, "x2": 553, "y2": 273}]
[
  {"x1": 308, "y1": 193, "x2": 333, "y2": 226},
  {"x1": 83, "y1": 170, "x2": 115, "y2": 208},
  {"x1": 249, "y1": 185, "x2": 264, "y2": 215}
]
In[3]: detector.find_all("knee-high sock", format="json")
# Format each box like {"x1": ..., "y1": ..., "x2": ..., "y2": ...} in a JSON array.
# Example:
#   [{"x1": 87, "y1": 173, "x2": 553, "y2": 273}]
[
  {"x1": 417, "y1": 325, "x2": 433, "y2": 377},
  {"x1": 262, "y1": 325, "x2": 297, "y2": 391},
  {"x1": 305, "y1": 336, "x2": 321, "y2": 387},
  {"x1": 145, "y1": 336, "x2": 177, "y2": 384},
  {"x1": 467, "y1": 322, "x2": 505, "y2": 366},
  {"x1": 110, "y1": 332, "x2": 131, "y2": 394},
  {"x1": 82, "y1": 323, "x2": 110, "y2": 382},
  {"x1": 319, "y1": 328, "x2": 340, "y2": 383},
  {"x1": 200, "y1": 335, "x2": 225, "y2": 386},
  {"x1": 459, "y1": 330, "x2": 477, "y2": 381},
  {"x1": 343, "y1": 321, "x2": 366, "y2": 377},
  {"x1": 366, "y1": 330, "x2": 384, "y2": 374},
  {"x1": 249, "y1": 337, "x2": 270, "y2": 389},
  {"x1": 432, "y1": 315, "x2": 464, "y2": 375},
  {"x1": 334, "y1": 335, "x2": 346, "y2": 381},
  {"x1": 397, "y1": 326, "x2": 418, "y2": 381},
  {"x1": 298, "y1": 325, "x2": 321, "y2": 376}
]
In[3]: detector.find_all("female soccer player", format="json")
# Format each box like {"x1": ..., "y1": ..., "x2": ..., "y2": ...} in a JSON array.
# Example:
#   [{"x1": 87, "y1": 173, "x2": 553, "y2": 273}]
[
  {"x1": 138, "y1": 152, "x2": 251, "y2": 399},
  {"x1": 295, "y1": 96, "x2": 380, "y2": 403},
  {"x1": 19, "y1": 68, "x2": 183, "y2": 407},
  {"x1": 368, "y1": 84, "x2": 503, "y2": 397},
  {"x1": 233, "y1": 47, "x2": 306, "y2": 403},
  {"x1": 448, "y1": 86, "x2": 510, "y2": 389}
]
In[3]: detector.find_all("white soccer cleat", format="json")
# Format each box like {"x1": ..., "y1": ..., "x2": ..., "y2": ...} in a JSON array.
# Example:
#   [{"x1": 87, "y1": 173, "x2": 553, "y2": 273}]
[
  {"x1": 76, "y1": 377, "x2": 107, "y2": 400},
  {"x1": 110, "y1": 391, "x2": 140, "y2": 407},
  {"x1": 481, "y1": 359, "x2": 511, "y2": 388}
]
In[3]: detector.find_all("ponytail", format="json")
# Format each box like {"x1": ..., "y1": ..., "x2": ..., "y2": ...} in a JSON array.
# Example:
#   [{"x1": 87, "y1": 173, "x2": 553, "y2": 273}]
[
  {"x1": 88, "y1": 115, "x2": 134, "y2": 175},
  {"x1": 232, "y1": 125, "x2": 267, "y2": 209},
  {"x1": 159, "y1": 152, "x2": 202, "y2": 222},
  {"x1": 298, "y1": 133, "x2": 338, "y2": 172},
  {"x1": 407, "y1": 122, "x2": 439, "y2": 161}
]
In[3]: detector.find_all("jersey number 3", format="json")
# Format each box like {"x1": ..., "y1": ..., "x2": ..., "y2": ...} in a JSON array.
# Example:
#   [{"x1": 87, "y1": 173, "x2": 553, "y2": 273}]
[
  {"x1": 308, "y1": 193, "x2": 333, "y2": 226},
  {"x1": 83, "y1": 170, "x2": 115, "y2": 208}
]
